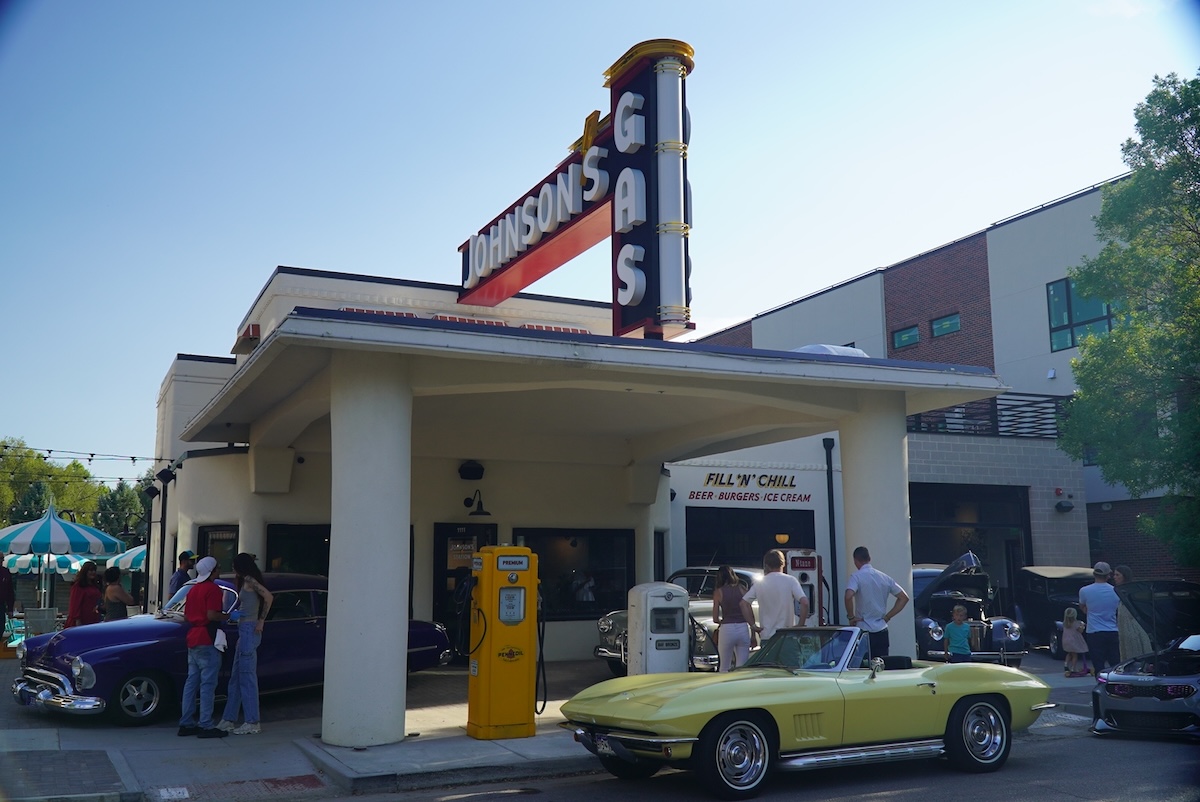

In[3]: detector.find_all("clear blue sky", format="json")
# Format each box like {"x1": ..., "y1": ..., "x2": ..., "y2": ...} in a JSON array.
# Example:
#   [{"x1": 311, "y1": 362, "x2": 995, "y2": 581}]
[{"x1": 1, "y1": 1, "x2": 1197, "y2": 484}]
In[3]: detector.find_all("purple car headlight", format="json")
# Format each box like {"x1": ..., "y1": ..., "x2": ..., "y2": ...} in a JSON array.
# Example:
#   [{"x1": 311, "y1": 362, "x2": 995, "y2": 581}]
[
  {"x1": 1106, "y1": 683, "x2": 1134, "y2": 698},
  {"x1": 1165, "y1": 684, "x2": 1196, "y2": 698},
  {"x1": 71, "y1": 656, "x2": 97, "y2": 690}
]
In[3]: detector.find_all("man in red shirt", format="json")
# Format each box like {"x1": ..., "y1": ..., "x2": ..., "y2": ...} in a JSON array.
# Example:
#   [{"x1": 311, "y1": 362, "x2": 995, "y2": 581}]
[{"x1": 177, "y1": 556, "x2": 229, "y2": 738}]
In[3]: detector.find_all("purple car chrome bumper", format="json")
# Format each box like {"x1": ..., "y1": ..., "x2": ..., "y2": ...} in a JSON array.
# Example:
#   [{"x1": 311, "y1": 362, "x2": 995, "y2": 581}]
[{"x1": 12, "y1": 669, "x2": 106, "y2": 715}]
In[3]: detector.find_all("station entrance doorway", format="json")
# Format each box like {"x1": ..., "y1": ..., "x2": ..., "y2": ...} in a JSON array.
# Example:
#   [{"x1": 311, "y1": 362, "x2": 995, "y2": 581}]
[
  {"x1": 684, "y1": 506, "x2": 816, "y2": 569},
  {"x1": 432, "y1": 522, "x2": 498, "y2": 660}
]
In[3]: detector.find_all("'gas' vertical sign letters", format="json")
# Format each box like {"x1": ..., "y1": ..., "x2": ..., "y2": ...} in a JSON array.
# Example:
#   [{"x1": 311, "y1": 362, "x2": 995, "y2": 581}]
[{"x1": 458, "y1": 40, "x2": 694, "y2": 340}]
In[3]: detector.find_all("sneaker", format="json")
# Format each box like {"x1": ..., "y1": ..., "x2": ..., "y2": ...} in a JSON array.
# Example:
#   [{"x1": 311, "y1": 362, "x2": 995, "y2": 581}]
[
  {"x1": 177, "y1": 725, "x2": 202, "y2": 737},
  {"x1": 197, "y1": 728, "x2": 229, "y2": 739},
  {"x1": 233, "y1": 722, "x2": 261, "y2": 735},
  {"x1": 216, "y1": 720, "x2": 237, "y2": 732}
]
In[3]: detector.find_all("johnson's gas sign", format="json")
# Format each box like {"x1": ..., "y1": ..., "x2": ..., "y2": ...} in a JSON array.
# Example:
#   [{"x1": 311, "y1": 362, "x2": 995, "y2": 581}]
[{"x1": 459, "y1": 40, "x2": 695, "y2": 340}]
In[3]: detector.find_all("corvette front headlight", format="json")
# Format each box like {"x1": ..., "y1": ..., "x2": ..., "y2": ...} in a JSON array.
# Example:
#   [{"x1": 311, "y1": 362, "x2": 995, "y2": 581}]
[
  {"x1": 598, "y1": 617, "x2": 613, "y2": 634},
  {"x1": 1006, "y1": 623, "x2": 1022, "y2": 641},
  {"x1": 71, "y1": 656, "x2": 97, "y2": 690},
  {"x1": 927, "y1": 622, "x2": 944, "y2": 641},
  {"x1": 15, "y1": 641, "x2": 26, "y2": 662}
]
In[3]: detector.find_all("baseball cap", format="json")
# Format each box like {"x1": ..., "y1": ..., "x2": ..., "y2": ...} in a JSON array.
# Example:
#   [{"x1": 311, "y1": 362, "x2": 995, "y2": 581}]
[
  {"x1": 1093, "y1": 561, "x2": 1112, "y2": 576},
  {"x1": 179, "y1": 550, "x2": 197, "y2": 562},
  {"x1": 194, "y1": 556, "x2": 218, "y2": 582}
]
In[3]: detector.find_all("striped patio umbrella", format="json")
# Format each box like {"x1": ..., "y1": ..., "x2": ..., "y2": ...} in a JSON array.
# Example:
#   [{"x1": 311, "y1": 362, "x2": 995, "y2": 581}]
[
  {"x1": 2, "y1": 552, "x2": 90, "y2": 575},
  {"x1": 107, "y1": 544, "x2": 146, "y2": 571},
  {"x1": 0, "y1": 504, "x2": 126, "y2": 556}
]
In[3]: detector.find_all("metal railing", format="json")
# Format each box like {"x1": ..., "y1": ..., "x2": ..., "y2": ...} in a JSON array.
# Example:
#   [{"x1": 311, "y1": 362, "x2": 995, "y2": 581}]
[{"x1": 907, "y1": 393, "x2": 1069, "y2": 440}]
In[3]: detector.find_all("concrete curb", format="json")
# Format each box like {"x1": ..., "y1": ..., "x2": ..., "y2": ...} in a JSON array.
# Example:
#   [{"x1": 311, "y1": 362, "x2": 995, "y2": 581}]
[
  {"x1": 294, "y1": 737, "x2": 600, "y2": 794},
  {"x1": 103, "y1": 749, "x2": 144, "y2": 802}
]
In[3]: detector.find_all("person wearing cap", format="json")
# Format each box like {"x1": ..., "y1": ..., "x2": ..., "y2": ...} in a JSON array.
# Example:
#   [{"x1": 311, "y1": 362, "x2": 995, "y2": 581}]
[
  {"x1": 168, "y1": 550, "x2": 197, "y2": 600},
  {"x1": 178, "y1": 556, "x2": 230, "y2": 738},
  {"x1": 1079, "y1": 561, "x2": 1120, "y2": 678}
]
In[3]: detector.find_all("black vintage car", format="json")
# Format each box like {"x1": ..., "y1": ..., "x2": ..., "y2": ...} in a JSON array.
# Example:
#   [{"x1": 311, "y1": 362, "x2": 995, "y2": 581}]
[
  {"x1": 913, "y1": 552, "x2": 1025, "y2": 667},
  {"x1": 1011, "y1": 565, "x2": 1093, "y2": 659}
]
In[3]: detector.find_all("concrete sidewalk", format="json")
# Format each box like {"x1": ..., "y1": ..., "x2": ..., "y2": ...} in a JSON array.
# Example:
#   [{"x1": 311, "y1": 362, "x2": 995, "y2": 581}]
[
  {"x1": 0, "y1": 652, "x2": 1097, "y2": 802},
  {"x1": 0, "y1": 658, "x2": 611, "y2": 802}
]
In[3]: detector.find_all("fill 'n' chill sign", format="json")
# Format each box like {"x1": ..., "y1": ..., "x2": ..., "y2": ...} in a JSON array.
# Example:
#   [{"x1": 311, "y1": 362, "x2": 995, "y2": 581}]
[{"x1": 458, "y1": 40, "x2": 695, "y2": 340}]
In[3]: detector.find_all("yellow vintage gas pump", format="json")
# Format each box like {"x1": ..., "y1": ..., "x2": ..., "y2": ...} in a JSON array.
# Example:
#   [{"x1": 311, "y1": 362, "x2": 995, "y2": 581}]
[{"x1": 466, "y1": 545, "x2": 539, "y2": 739}]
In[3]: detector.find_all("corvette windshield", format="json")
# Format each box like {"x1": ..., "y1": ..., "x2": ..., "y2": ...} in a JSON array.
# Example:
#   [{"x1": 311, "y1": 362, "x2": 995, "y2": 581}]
[{"x1": 743, "y1": 629, "x2": 855, "y2": 671}]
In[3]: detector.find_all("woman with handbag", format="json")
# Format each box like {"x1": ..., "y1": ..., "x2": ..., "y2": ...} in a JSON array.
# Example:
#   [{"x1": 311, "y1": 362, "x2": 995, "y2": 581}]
[
  {"x1": 216, "y1": 554, "x2": 273, "y2": 734},
  {"x1": 712, "y1": 565, "x2": 755, "y2": 671}
]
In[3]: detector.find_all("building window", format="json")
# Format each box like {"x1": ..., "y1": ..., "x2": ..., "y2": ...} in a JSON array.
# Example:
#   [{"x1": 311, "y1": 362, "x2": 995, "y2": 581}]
[
  {"x1": 931, "y1": 313, "x2": 960, "y2": 337},
  {"x1": 198, "y1": 526, "x2": 238, "y2": 575},
  {"x1": 1047, "y1": 278, "x2": 1113, "y2": 352},
  {"x1": 513, "y1": 528, "x2": 634, "y2": 621},
  {"x1": 892, "y1": 326, "x2": 919, "y2": 350}
]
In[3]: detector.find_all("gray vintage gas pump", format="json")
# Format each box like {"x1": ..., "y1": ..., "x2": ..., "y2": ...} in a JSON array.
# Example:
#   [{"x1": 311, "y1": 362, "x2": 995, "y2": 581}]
[{"x1": 627, "y1": 582, "x2": 690, "y2": 674}]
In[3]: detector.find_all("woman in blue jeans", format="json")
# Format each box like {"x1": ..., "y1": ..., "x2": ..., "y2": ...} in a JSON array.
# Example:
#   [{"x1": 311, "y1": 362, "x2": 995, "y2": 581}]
[{"x1": 217, "y1": 553, "x2": 273, "y2": 734}]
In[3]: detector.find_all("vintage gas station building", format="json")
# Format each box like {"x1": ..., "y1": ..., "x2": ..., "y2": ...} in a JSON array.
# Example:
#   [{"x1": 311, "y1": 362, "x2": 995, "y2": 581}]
[{"x1": 144, "y1": 41, "x2": 1008, "y2": 747}]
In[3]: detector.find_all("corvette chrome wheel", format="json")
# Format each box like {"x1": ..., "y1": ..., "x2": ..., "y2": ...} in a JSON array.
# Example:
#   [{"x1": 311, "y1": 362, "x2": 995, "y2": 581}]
[
  {"x1": 946, "y1": 697, "x2": 1011, "y2": 772},
  {"x1": 696, "y1": 712, "x2": 775, "y2": 799}
]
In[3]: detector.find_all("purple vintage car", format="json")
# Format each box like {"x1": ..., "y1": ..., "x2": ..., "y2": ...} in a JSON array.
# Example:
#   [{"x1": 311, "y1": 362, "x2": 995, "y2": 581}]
[{"x1": 12, "y1": 573, "x2": 452, "y2": 724}]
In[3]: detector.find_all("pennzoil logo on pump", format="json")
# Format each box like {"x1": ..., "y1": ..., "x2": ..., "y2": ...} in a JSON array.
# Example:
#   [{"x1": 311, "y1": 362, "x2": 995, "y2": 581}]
[{"x1": 498, "y1": 646, "x2": 524, "y2": 662}]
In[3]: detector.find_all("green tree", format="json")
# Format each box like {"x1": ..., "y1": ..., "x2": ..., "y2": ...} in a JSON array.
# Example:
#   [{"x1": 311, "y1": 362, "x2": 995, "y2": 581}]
[
  {"x1": 95, "y1": 481, "x2": 147, "y2": 542},
  {"x1": 12, "y1": 481, "x2": 52, "y2": 524},
  {"x1": 1, "y1": 438, "x2": 51, "y2": 525},
  {"x1": 1060, "y1": 72, "x2": 1200, "y2": 567}
]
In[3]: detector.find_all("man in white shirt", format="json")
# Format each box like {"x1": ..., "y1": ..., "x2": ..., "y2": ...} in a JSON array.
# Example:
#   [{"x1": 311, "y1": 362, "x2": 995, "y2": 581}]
[
  {"x1": 845, "y1": 546, "x2": 909, "y2": 658},
  {"x1": 740, "y1": 550, "x2": 809, "y2": 640}
]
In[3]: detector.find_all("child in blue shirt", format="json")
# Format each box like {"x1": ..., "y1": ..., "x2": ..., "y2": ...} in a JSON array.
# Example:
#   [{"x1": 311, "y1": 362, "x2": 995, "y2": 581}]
[{"x1": 944, "y1": 604, "x2": 972, "y2": 663}]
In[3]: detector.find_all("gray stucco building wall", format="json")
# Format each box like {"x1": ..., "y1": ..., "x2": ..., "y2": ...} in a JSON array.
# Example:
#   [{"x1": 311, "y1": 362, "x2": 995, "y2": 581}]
[{"x1": 907, "y1": 433, "x2": 1090, "y2": 566}]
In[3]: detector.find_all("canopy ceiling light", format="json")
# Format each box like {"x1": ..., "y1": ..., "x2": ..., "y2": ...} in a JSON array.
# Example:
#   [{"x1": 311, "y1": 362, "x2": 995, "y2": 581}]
[
  {"x1": 775, "y1": 533, "x2": 790, "y2": 545},
  {"x1": 464, "y1": 489, "x2": 490, "y2": 517}
]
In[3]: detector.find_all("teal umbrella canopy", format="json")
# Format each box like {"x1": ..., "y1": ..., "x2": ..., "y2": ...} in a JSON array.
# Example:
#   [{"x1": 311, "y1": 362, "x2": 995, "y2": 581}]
[
  {"x1": 107, "y1": 544, "x2": 146, "y2": 571},
  {"x1": 2, "y1": 552, "x2": 90, "y2": 575},
  {"x1": 0, "y1": 504, "x2": 126, "y2": 556}
]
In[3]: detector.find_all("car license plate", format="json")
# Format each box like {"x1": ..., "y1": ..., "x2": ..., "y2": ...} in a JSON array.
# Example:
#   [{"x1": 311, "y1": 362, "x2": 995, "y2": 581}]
[{"x1": 594, "y1": 734, "x2": 615, "y2": 756}]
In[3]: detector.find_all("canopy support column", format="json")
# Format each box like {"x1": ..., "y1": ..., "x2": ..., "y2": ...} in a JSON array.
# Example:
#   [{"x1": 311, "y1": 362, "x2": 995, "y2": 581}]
[
  {"x1": 322, "y1": 352, "x2": 412, "y2": 747},
  {"x1": 839, "y1": 392, "x2": 915, "y2": 657}
]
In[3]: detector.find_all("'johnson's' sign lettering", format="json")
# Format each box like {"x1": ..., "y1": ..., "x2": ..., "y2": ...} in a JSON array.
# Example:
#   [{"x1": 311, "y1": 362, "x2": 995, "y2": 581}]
[{"x1": 458, "y1": 40, "x2": 695, "y2": 339}]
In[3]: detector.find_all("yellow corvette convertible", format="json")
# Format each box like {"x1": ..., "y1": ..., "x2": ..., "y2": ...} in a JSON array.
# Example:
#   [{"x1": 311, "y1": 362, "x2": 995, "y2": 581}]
[{"x1": 560, "y1": 626, "x2": 1053, "y2": 799}]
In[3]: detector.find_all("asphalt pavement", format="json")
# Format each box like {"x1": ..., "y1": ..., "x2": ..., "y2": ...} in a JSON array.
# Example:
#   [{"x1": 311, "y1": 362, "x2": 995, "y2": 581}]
[{"x1": 0, "y1": 649, "x2": 1096, "y2": 802}]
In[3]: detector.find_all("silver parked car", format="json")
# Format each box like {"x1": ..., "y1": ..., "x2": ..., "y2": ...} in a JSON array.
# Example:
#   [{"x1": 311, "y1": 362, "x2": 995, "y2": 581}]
[
  {"x1": 1092, "y1": 579, "x2": 1200, "y2": 739},
  {"x1": 594, "y1": 566, "x2": 762, "y2": 675}
]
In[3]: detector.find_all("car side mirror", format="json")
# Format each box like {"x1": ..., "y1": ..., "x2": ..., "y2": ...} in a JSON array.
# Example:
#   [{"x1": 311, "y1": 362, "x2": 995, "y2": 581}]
[{"x1": 869, "y1": 657, "x2": 884, "y2": 678}]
